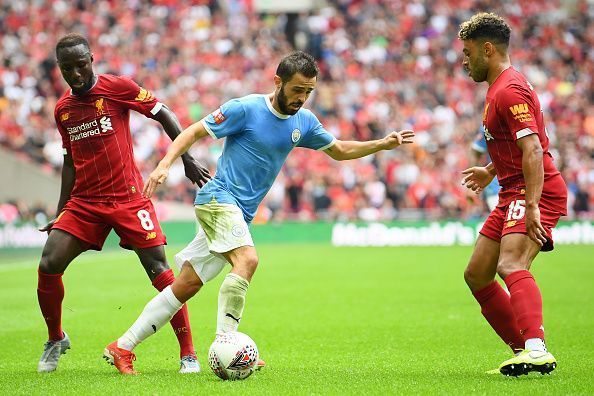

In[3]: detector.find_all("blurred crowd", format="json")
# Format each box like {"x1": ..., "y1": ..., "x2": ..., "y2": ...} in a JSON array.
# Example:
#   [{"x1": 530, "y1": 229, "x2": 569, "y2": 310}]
[{"x1": 1, "y1": 0, "x2": 593, "y2": 225}]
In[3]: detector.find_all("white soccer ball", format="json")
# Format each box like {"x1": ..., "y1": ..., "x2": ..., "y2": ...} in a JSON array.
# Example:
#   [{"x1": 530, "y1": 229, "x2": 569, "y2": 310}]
[{"x1": 208, "y1": 331, "x2": 259, "y2": 380}]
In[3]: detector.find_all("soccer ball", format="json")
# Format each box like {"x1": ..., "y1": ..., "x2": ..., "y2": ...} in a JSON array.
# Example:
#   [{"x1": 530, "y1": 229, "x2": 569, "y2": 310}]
[{"x1": 208, "y1": 331, "x2": 259, "y2": 380}]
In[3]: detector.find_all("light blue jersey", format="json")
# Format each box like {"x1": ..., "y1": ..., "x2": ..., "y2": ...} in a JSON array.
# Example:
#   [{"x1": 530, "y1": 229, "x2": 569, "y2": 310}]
[
  {"x1": 196, "y1": 94, "x2": 336, "y2": 223},
  {"x1": 472, "y1": 129, "x2": 500, "y2": 197}
]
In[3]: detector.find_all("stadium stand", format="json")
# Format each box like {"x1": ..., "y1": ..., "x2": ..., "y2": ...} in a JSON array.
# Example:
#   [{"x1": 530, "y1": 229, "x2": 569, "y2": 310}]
[{"x1": 0, "y1": 0, "x2": 592, "y2": 224}]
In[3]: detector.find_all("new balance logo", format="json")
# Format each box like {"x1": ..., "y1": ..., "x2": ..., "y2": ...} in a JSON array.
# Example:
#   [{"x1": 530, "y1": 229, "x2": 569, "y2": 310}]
[
  {"x1": 225, "y1": 313, "x2": 241, "y2": 323},
  {"x1": 100, "y1": 116, "x2": 113, "y2": 133}
]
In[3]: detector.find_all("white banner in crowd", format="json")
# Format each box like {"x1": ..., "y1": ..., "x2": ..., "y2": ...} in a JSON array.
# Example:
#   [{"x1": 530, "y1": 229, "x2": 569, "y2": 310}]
[{"x1": 332, "y1": 222, "x2": 594, "y2": 247}]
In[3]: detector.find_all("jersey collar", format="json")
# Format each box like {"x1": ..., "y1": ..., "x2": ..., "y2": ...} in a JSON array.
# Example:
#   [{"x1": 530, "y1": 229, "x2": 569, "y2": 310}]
[{"x1": 265, "y1": 94, "x2": 290, "y2": 119}]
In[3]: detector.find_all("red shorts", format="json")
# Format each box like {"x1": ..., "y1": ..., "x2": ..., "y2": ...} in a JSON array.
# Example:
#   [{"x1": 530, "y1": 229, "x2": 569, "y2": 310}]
[
  {"x1": 51, "y1": 198, "x2": 166, "y2": 251},
  {"x1": 480, "y1": 175, "x2": 567, "y2": 251}
]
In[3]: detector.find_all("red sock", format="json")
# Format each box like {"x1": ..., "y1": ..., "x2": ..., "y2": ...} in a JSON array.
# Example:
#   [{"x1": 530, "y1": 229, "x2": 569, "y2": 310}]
[
  {"x1": 473, "y1": 281, "x2": 524, "y2": 351},
  {"x1": 504, "y1": 270, "x2": 545, "y2": 340},
  {"x1": 37, "y1": 269, "x2": 64, "y2": 341},
  {"x1": 152, "y1": 269, "x2": 196, "y2": 358}
]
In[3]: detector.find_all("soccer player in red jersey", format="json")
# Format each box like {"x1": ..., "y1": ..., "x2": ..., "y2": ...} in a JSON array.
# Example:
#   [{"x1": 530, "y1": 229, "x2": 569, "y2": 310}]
[
  {"x1": 458, "y1": 13, "x2": 567, "y2": 376},
  {"x1": 36, "y1": 33, "x2": 210, "y2": 374}
]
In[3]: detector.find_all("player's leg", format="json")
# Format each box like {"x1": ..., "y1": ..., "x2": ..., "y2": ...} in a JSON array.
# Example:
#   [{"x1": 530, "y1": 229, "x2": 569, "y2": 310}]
[
  {"x1": 465, "y1": 211, "x2": 524, "y2": 352},
  {"x1": 496, "y1": 233, "x2": 556, "y2": 375},
  {"x1": 216, "y1": 246, "x2": 258, "y2": 334},
  {"x1": 104, "y1": 263, "x2": 203, "y2": 374},
  {"x1": 105, "y1": 228, "x2": 227, "y2": 374},
  {"x1": 37, "y1": 229, "x2": 89, "y2": 372},
  {"x1": 135, "y1": 245, "x2": 198, "y2": 370}
]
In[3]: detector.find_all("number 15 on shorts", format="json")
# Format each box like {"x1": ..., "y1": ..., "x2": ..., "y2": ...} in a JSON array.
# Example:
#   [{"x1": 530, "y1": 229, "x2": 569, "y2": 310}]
[{"x1": 507, "y1": 200, "x2": 526, "y2": 221}]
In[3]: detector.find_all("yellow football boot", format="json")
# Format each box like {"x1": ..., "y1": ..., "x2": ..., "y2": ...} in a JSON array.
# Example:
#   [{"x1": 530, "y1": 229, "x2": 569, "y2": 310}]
[{"x1": 498, "y1": 349, "x2": 557, "y2": 376}]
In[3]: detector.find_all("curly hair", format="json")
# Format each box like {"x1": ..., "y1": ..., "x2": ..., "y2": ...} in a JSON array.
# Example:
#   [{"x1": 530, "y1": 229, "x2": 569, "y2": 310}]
[
  {"x1": 458, "y1": 12, "x2": 511, "y2": 47},
  {"x1": 56, "y1": 33, "x2": 90, "y2": 56}
]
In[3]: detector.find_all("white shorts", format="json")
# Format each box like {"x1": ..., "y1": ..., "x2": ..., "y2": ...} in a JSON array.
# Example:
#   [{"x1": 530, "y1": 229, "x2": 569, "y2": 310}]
[
  {"x1": 174, "y1": 203, "x2": 254, "y2": 283},
  {"x1": 486, "y1": 194, "x2": 499, "y2": 212}
]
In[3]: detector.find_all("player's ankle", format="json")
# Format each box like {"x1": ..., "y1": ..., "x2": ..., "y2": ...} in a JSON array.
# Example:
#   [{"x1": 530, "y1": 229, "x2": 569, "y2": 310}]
[{"x1": 525, "y1": 337, "x2": 547, "y2": 352}]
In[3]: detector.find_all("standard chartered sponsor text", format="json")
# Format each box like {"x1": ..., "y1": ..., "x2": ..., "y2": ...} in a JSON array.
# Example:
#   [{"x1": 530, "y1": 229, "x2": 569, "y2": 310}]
[{"x1": 67, "y1": 117, "x2": 112, "y2": 141}]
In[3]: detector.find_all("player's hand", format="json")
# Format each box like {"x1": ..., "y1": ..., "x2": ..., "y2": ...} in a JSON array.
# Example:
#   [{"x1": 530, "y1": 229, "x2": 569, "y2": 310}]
[
  {"x1": 383, "y1": 130, "x2": 415, "y2": 149},
  {"x1": 525, "y1": 204, "x2": 547, "y2": 247},
  {"x1": 181, "y1": 154, "x2": 211, "y2": 188},
  {"x1": 461, "y1": 166, "x2": 495, "y2": 194},
  {"x1": 39, "y1": 219, "x2": 56, "y2": 233},
  {"x1": 143, "y1": 165, "x2": 170, "y2": 198}
]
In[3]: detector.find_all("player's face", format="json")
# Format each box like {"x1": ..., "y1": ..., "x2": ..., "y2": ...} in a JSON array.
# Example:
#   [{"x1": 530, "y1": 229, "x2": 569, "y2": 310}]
[
  {"x1": 57, "y1": 44, "x2": 95, "y2": 94},
  {"x1": 275, "y1": 73, "x2": 316, "y2": 115},
  {"x1": 462, "y1": 40, "x2": 489, "y2": 83}
]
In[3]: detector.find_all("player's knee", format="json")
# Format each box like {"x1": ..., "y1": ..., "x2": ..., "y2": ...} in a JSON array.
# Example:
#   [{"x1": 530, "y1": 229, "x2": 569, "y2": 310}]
[
  {"x1": 463, "y1": 264, "x2": 493, "y2": 291},
  {"x1": 496, "y1": 259, "x2": 525, "y2": 279},
  {"x1": 39, "y1": 251, "x2": 65, "y2": 274},
  {"x1": 181, "y1": 275, "x2": 203, "y2": 297},
  {"x1": 238, "y1": 254, "x2": 259, "y2": 279},
  {"x1": 463, "y1": 266, "x2": 480, "y2": 288}
]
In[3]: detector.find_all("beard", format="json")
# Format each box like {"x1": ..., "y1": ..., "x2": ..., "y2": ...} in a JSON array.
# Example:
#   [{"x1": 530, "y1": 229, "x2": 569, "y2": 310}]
[
  {"x1": 71, "y1": 74, "x2": 95, "y2": 95},
  {"x1": 470, "y1": 59, "x2": 489, "y2": 83},
  {"x1": 276, "y1": 84, "x2": 302, "y2": 115}
]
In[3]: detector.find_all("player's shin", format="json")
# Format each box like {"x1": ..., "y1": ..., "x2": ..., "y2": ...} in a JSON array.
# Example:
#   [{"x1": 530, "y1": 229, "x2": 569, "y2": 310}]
[
  {"x1": 504, "y1": 270, "x2": 547, "y2": 351},
  {"x1": 216, "y1": 273, "x2": 249, "y2": 334},
  {"x1": 152, "y1": 269, "x2": 196, "y2": 358},
  {"x1": 473, "y1": 281, "x2": 524, "y2": 351},
  {"x1": 117, "y1": 285, "x2": 183, "y2": 351},
  {"x1": 37, "y1": 269, "x2": 65, "y2": 341}
]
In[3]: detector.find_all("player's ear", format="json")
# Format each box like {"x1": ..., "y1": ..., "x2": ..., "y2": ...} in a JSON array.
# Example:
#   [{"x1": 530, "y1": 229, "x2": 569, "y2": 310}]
[
  {"x1": 273, "y1": 75, "x2": 282, "y2": 89},
  {"x1": 90, "y1": 53, "x2": 94, "y2": 63},
  {"x1": 484, "y1": 41, "x2": 495, "y2": 56}
]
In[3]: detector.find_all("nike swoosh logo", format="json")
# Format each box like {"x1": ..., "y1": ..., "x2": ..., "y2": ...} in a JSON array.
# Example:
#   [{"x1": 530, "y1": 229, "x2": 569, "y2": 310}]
[
  {"x1": 225, "y1": 313, "x2": 241, "y2": 323},
  {"x1": 152, "y1": 325, "x2": 157, "y2": 333}
]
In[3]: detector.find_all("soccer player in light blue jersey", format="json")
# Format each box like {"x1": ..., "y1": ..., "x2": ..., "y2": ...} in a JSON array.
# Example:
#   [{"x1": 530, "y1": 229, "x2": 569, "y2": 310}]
[
  {"x1": 104, "y1": 52, "x2": 414, "y2": 374},
  {"x1": 470, "y1": 126, "x2": 501, "y2": 211}
]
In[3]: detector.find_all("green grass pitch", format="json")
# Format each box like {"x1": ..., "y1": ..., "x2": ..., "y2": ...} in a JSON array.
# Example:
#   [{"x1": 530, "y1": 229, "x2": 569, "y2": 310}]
[{"x1": 1, "y1": 244, "x2": 593, "y2": 395}]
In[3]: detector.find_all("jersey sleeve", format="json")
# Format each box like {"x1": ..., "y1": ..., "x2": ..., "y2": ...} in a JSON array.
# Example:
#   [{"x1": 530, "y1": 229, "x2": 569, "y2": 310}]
[
  {"x1": 113, "y1": 76, "x2": 163, "y2": 118},
  {"x1": 54, "y1": 105, "x2": 71, "y2": 155},
  {"x1": 471, "y1": 128, "x2": 487, "y2": 153},
  {"x1": 497, "y1": 83, "x2": 540, "y2": 140},
  {"x1": 201, "y1": 99, "x2": 246, "y2": 139},
  {"x1": 297, "y1": 111, "x2": 336, "y2": 150}
]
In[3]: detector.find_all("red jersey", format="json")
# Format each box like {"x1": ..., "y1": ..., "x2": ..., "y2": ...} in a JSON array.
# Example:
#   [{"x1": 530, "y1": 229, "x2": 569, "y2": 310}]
[
  {"x1": 482, "y1": 67, "x2": 560, "y2": 188},
  {"x1": 54, "y1": 74, "x2": 163, "y2": 202}
]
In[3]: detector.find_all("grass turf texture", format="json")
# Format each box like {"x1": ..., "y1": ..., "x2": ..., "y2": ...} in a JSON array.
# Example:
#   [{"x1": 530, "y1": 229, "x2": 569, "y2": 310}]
[{"x1": 0, "y1": 244, "x2": 592, "y2": 395}]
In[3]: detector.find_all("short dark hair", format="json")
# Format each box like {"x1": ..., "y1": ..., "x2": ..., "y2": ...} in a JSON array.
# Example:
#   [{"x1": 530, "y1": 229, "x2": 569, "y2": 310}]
[
  {"x1": 56, "y1": 33, "x2": 91, "y2": 57},
  {"x1": 458, "y1": 12, "x2": 511, "y2": 47},
  {"x1": 276, "y1": 51, "x2": 319, "y2": 83}
]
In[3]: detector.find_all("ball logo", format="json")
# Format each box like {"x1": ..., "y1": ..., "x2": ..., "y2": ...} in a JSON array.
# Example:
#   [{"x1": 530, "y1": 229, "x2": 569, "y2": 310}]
[
  {"x1": 291, "y1": 129, "x2": 301, "y2": 143},
  {"x1": 231, "y1": 224, "x2": 246, "y2": 238}
]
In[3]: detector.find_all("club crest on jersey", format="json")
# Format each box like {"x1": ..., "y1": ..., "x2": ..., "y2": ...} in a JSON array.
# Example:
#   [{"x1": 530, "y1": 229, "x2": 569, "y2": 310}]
[
  {"x1": 95, "y1": 98, "x2": 106, "y2": 116},
  {"x1": 212, "y1": 108, "x2": 226, "y2": 124},
  {"x1": 60, "y1": 112, "x2": 69, "y2": 122},
  {"x1": 291, "y1": 129, "x2": 301, "y2": 143},
  {"x1": 135, "y1": 87, "x2": 154, "y2": 102},
  {"x1": 483, "y1": 126, "x2": 494, "y2": 141}
]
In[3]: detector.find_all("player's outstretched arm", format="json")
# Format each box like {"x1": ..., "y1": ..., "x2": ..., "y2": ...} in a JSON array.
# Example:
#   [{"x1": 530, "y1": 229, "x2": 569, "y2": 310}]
[
  {"x1": 40, "y1": 154, "x2": 75, "y2": 232},
  {"x1": 152, "y1": 104, "x2": 211, "y2": 187},
  {"x1": 323, "y1": 129, "x2": 414, "y2": 161},
  {"x1": 143, "y1": 120, "x2": 211, "y2": 198},
  {"x1": 517, "y1": 133, "x2": 547, "y2": 246}
]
